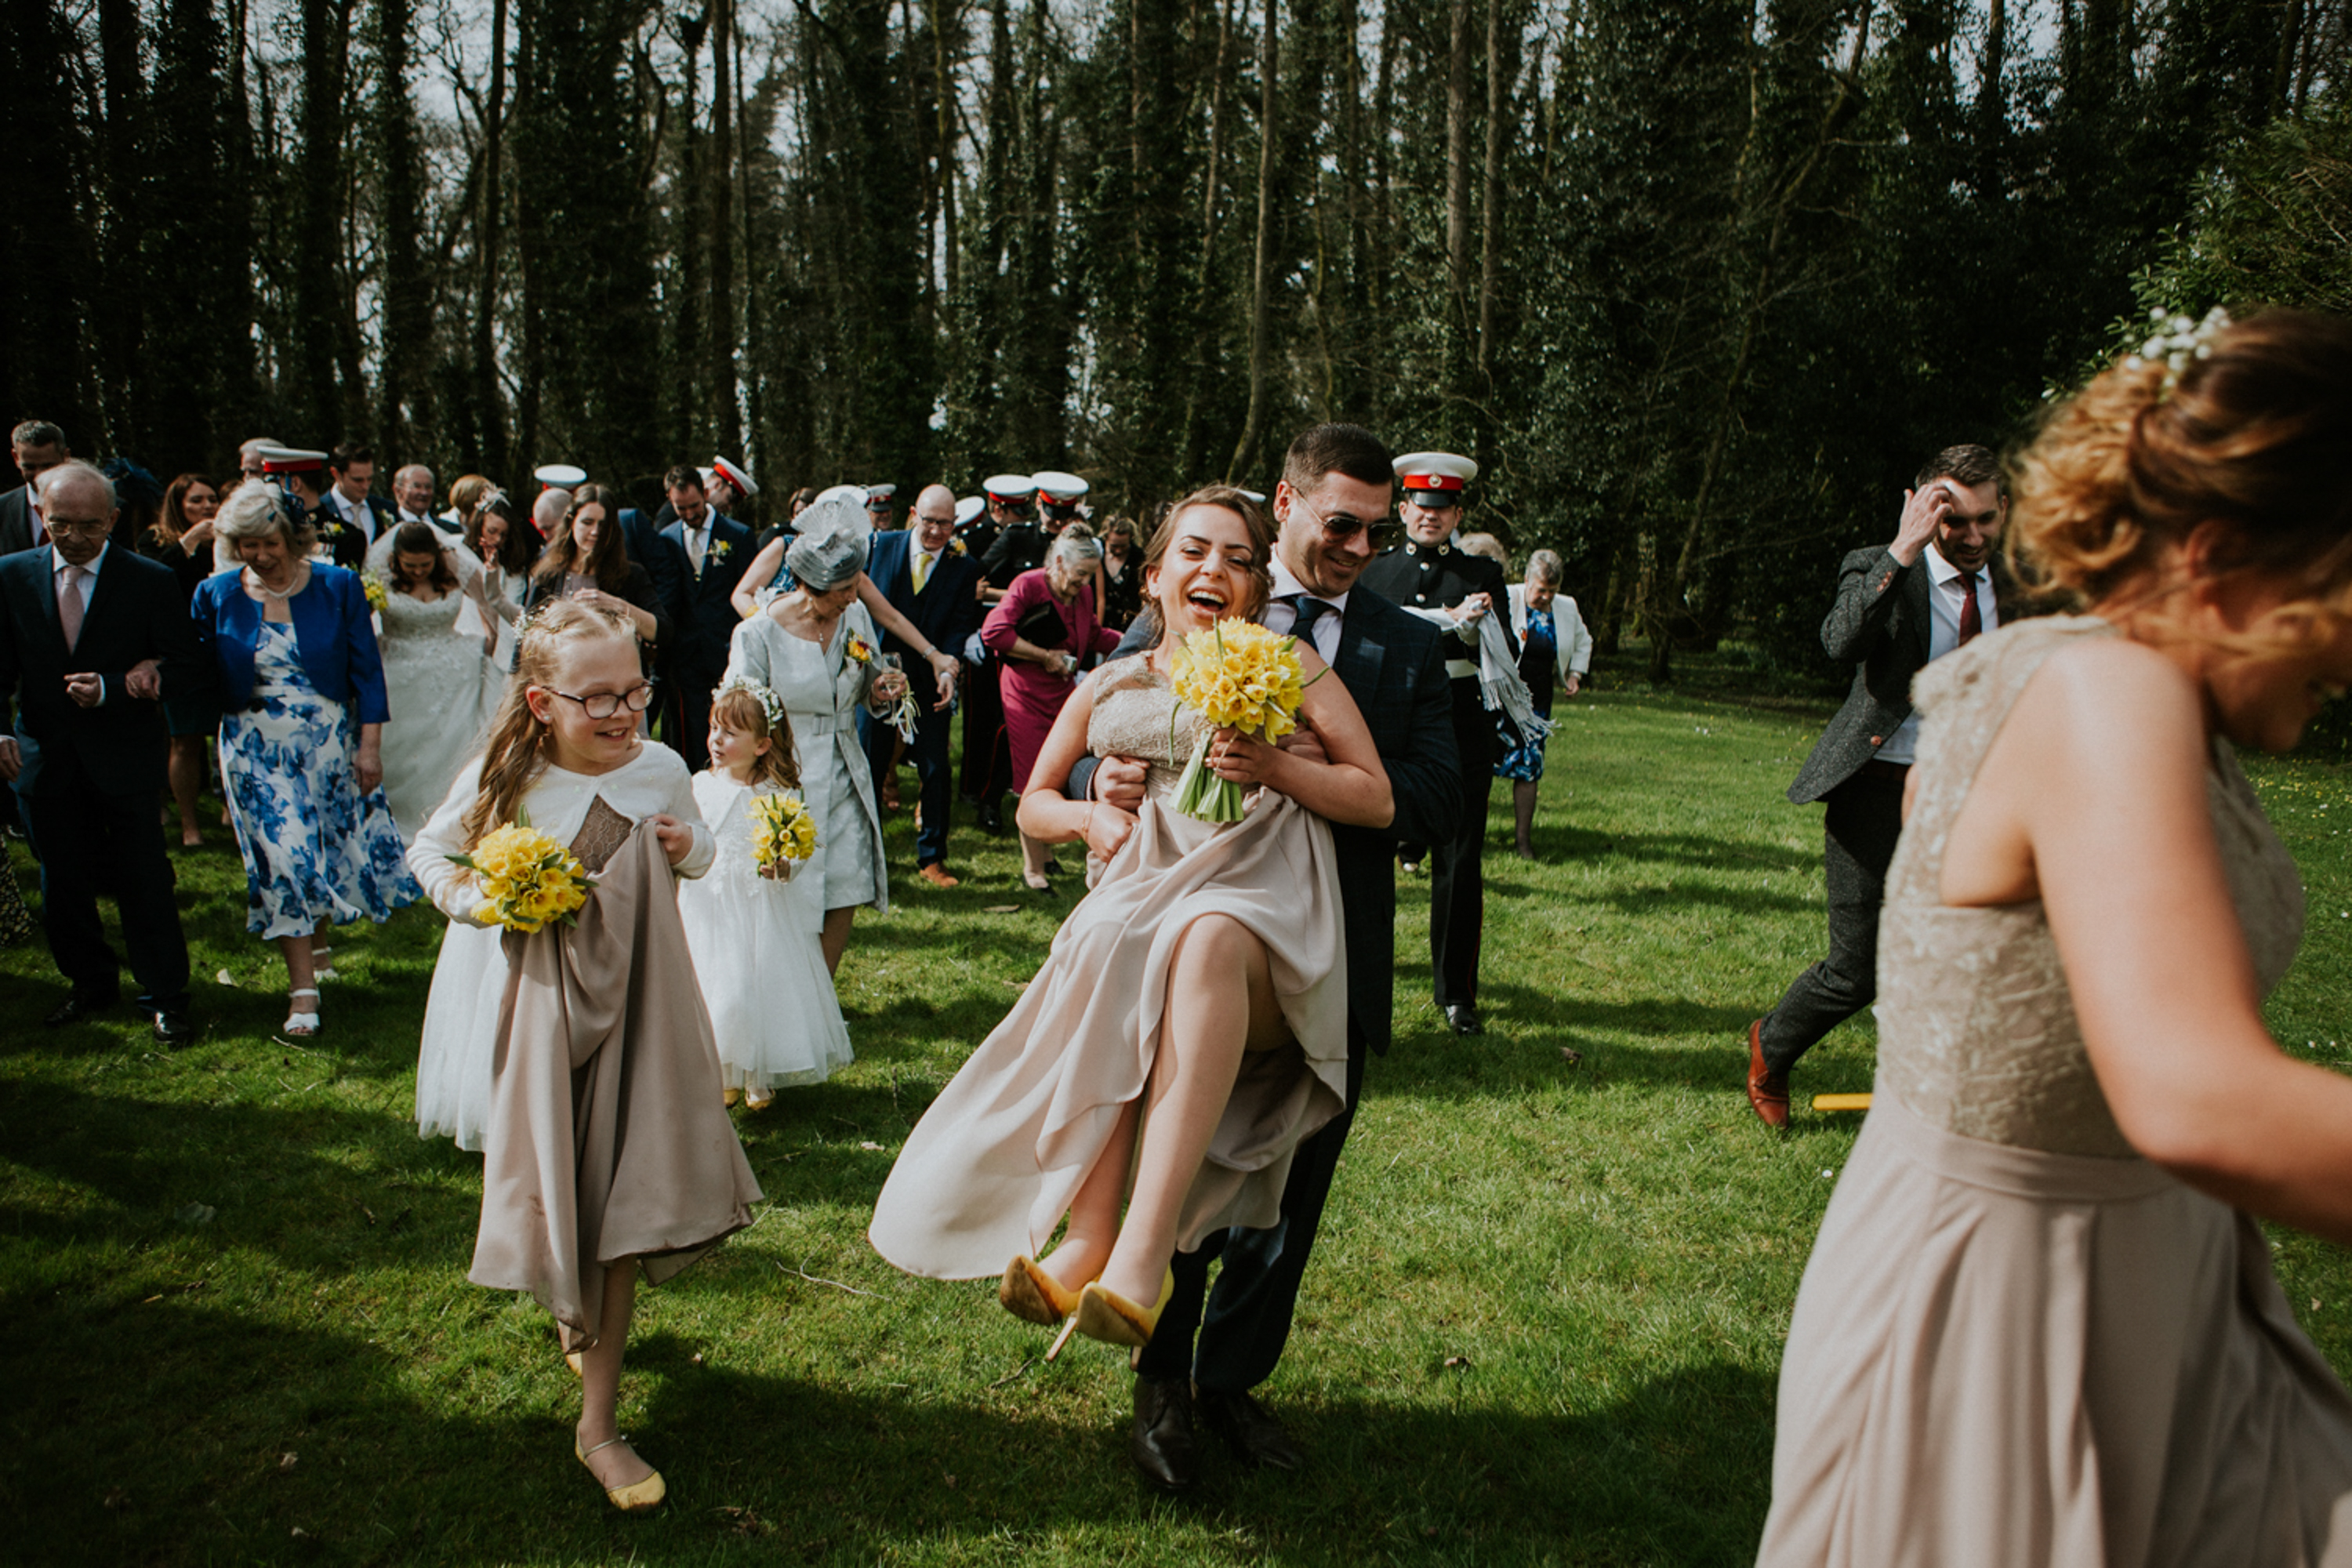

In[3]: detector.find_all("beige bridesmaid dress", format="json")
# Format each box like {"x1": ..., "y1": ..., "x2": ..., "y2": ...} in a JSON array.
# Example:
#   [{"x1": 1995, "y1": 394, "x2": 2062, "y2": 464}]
[
  {"x1": 869, "y1": 655, "x2": 1350, "y2": 1279},
  {"x1": 1761, "y1": 615, "x2": 2352, "y2": 1566}
]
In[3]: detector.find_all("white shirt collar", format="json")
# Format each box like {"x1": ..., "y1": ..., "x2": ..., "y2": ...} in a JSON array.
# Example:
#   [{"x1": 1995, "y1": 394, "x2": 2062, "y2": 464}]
[
  {"x1": 1269, "y1": 557, "x2": 1350, "y2": 615},
  {"x1": 1924, "y1": 541, "x2": 1977, "y2": 585},
  {"x1": 52, "y1": 540, "x2": 107, "y2": 577}
]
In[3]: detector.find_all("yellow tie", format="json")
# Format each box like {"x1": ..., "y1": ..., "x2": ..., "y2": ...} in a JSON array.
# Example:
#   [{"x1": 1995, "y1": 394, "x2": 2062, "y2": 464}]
[{"x1": 913, "y1": 550, "x2": 932, "y2": 593}]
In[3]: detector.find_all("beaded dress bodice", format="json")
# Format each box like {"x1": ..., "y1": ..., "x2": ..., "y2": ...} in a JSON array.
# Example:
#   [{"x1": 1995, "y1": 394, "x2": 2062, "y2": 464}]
[
  {"x1": 1875, "y1": 615, "x2": 2305, "y2": 1156},
  {"x1": 1086, "y1": 656, "x2": 1210, "y2": 808}
]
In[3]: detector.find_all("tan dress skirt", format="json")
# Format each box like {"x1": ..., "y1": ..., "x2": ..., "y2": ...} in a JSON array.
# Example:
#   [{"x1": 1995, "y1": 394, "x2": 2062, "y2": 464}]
[{"x1": 869, "y1": 662, "x2": 1349, "y2": 1278}]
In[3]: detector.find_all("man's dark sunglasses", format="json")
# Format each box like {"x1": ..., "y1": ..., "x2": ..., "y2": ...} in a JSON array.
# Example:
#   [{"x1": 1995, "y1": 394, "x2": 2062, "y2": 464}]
[{"x1": 1292, "y1": 491, "x2": 1402, "y2": 551}]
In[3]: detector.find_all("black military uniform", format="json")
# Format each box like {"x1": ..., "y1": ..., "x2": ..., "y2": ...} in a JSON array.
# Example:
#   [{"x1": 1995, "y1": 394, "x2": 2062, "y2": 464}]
[{"x1": 1356, "y1": 452, "x2": 1512, "y2": 1035}]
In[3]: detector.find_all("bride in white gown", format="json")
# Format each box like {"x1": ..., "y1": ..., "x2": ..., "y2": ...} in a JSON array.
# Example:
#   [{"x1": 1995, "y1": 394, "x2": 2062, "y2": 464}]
[{"x1": 370, "y1": 522, "x2": 503, "y2": 837}]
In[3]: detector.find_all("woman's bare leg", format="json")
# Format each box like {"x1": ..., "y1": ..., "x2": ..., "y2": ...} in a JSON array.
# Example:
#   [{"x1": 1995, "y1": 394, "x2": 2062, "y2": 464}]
[
  {"x1": 1512, "y1": 781, "x2": 1539, "y2": 858},
  {"x1": 168, "y1": 737, "x2": 205, "y2": 844},
  {"x1": 575, "y1": 1265, "x2": 655, "y2": 1490},
  {"x1": 275, "y1": 931, "x2": 319, "y2": 1033},
  {"x1": 1097, "y1": 914, "x2": 1285, "y2": 1305},
  {"x1": 821, "y1": 906, "x2": 855, "y2": 975},
  {"x1": 1019, "y1": 830, "x2": 1052, "y2": 885},
  {"x1": 1040, "y1": 1099, "x2": 1138, "y2": 1293}
]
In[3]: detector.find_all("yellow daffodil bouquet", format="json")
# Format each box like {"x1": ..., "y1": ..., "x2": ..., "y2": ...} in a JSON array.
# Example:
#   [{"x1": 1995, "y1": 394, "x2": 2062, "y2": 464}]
[
  {"x1": 447, "y1": 811, "x2": 594, "y2": 933},
  {"x1": 750, "y1": 792, "x2": 818, "y2": 880},
  {"x1": 1167, "y1": 618, "x2": 1314, "y2": 822},
  {"x1": 361, "y1": 572, "x2": 390, "y2": 612}
]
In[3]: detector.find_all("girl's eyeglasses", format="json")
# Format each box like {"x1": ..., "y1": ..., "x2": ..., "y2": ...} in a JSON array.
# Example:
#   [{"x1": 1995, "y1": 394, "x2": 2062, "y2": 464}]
[{"x1": 544, "y1": 682, "x2": 655, "y2": 720}]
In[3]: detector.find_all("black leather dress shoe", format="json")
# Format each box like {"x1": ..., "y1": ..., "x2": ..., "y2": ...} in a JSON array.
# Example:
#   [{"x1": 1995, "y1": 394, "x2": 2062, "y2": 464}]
[
  {"x1": 1131, "y1": 1376, "x2": 1199, "y2": 1493},
  {"x1": 153, "y1": 1011, "x2": 198, "y2": 1047},
  {"x1": 1444, "y1": 1003, "x2": 1483, "y2": 1036},
  {"x1": 1197, "y1": 1389, "x2": 1304, "y2": 1472},
  {"x1": 976, "y1": 802, "x2": 1005, "y2": 835},
  {"x1": 43, "y1": 993, "x2": 118, "y2": 1027}
]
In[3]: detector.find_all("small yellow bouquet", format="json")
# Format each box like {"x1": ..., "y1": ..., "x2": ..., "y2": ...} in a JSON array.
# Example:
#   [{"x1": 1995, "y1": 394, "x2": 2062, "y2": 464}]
[
  {"x1": 447, "y1": 811, "x2": 594, "y2": 932},
  {"x1": 750, "y1": 792, "x2": 818, "y2": 879},
  {"x1": 361, "y1": 572, "x2": 390, "y2": 612},
  {"x1": 1167, "y1": 618, "x2": 1313, "y2": 822}
]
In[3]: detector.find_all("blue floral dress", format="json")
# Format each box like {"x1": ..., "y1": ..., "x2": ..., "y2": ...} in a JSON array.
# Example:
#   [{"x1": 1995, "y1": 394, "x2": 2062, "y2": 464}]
[
  {"x1": 1495, "y1": 608, "x2": 1556, "y2": 783},
  {"x1": 220, "y1": 621, "x2": 419, "y2": 938}
]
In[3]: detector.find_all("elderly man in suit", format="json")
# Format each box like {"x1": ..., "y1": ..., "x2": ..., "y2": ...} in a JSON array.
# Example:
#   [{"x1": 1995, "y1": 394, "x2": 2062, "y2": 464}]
[
  {"x1": 659, "y1": 464, "x2": 753, "y2": 771},
  {"x1": 867, "y1": 484, "x2": 985, "y2": 887},
  {"x1": 0, "y1": 463, "x2": 205, "y2": 1044},
  {"x1": 1065, "y1": 424, "x2": 1461, "y2": 1491},
  {"x1": 0, "y1": 419, "x2": 72, "y2": 556},
  {"x1": 1745, "y1": 443, "x2": 2012, "y2": 1127}
]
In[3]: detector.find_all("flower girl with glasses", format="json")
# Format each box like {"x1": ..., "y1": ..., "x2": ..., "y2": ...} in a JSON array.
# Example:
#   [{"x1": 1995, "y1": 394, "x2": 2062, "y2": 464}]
[
  {"x1": 677, "y1": 676, "x2": 853, "y2": 1109},
  {"x1": 406, "y1": 598, "x2": 759, "y2": 1514}
]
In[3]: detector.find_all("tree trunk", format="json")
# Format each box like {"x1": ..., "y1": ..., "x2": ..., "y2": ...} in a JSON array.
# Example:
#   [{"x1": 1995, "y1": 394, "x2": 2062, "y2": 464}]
[
  {"x1": 375, "y1": 0, "x2": 434, "y2": 467},
  {"x1": 296, "y1": 0, "x2": 350, "y2": 440},
  {"x1": 1445, "y1": 0, "x2": 1471, "y2": 314},
  {"x1": 735, "y1": 20, "x2": 765, "y2": 478},
  {"x1": 710, "y1": 0, "x2": 740, "y2": 456},
  {"x1": 673, "y1": 8, "x2": 708, "y2": 460},
  {"x1": 1474, "y1": 0, "x2": 1504, "y2": 448},
  {"x1": 1225, "y1": 0, "x2": 1277, "y2": 483},
  {"x1": 471, "y1": 0, "x2": 510, "y2": 481},
  {"x1": 931, "y1": 0, "x2": 960, "y2": 301}
]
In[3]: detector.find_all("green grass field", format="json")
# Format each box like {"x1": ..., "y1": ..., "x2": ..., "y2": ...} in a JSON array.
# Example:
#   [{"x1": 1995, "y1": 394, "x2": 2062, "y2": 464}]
[{"x1": 9, "y1": 652, "x2": 2352, "y2": 1565}]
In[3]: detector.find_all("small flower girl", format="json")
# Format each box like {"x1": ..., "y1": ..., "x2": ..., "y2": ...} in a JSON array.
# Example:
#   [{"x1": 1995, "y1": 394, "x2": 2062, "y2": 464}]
[
  {"x1": 407, "y1": 600, "x2": 761, "y2": 1513},
  {"x1": 678, "y1": 676, "x2": 854, "y2": 1109}
]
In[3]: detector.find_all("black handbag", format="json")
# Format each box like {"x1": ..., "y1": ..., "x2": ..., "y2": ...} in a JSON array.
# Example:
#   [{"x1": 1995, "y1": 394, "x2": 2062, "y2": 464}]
[{"x1": 1014, "y1": 598, "x2": 1069, "y2": 649}]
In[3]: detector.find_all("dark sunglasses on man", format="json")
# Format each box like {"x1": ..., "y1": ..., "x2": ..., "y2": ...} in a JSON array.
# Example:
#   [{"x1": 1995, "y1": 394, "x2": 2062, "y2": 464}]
[{"x1": 1291, "y1": 490, "x2": 1404, "y2": 553}]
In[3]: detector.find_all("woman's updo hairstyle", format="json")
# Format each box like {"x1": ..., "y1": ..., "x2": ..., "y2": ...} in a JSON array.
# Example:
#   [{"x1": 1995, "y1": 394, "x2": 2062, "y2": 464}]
[{"x1": 2011, "y1": 307, "x2": 2352, "y2": 618}]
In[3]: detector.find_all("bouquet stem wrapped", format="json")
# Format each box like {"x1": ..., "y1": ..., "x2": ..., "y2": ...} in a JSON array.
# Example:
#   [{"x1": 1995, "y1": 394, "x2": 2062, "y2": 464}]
[
  {"x1": 447, "y1": 809, "x2": 595, "y2": 932},
  {"x1": 750, "y1": 791, "x2": 818, "y2": 880},
  {"x1": 1167, "y1": 618, "x2": 1313, "y2": 823}
]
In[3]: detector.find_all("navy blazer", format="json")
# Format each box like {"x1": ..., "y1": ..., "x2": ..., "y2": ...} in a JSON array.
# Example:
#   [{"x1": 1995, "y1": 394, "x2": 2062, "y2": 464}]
[
  {"x1": 0, "y1": 543, "x2": 208, "y2": 796},
  {"x1": 191, "y1": 564, "x2": 391, "y2": 724},
  {"x1": 660, "y1": 514, "x2": 754, "y2": 677},
  {"x1": 619, "y1": 509, "x2": 690, "y2": 645},
  {"x1": 866, "y1": 530, "x2": 985, "y2": 691}
]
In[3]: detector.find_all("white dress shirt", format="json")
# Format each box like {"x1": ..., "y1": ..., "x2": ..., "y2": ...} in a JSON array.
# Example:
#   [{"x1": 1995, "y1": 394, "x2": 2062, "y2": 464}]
[
  {"x1": 913, "y1": 545, "x2": 944, "y2": 593},
  {"x1": 332, "y1": 487, "x2": 376, "y2": 543},
  {"x1": 53, "y1": 542, "x2": 111, "y2": 702},
  {"x1": 1875, "y1": 541, "x2": 1998, "y2": 766},
  {"x1": 1264, "y1": 559, "x2": 1347, "y2": 665}
]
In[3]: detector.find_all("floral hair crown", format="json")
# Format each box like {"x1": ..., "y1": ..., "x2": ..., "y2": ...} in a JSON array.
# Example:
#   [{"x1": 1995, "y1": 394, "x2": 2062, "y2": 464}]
[
  {"x1": 2126, "y1": 305, "x2": 2233, "y2": 396},
  {"x1": 712, "y1": 674, "x2": 786, "y2": 732}
]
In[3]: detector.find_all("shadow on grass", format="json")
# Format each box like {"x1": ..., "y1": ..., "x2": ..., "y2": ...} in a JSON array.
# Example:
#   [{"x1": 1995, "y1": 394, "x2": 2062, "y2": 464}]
[{"x1": 13, "y1": 1282, "x2": 1774, "y2": 1563}]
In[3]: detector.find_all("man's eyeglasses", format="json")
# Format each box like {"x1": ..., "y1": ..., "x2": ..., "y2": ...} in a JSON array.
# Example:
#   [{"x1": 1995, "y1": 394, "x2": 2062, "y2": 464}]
[
  {"x1": 915, "y1": 514, "x2": 958, "y2": 528},
  {"x1": 1290, "y1": 491, "x2": 1402, "y2": 552},
  {"x1": 545, "y1": 682, "x2": 655, "y2": 720},
  {"x1": 40, "y1": 517, "x2": 112, "y2": 537}
]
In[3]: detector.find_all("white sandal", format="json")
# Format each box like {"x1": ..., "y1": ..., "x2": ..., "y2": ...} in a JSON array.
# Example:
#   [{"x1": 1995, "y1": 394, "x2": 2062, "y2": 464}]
[
  {"x1": 309, "y1": 945, "x2": 336, "y2": 982},
  {"x1": 282, "y1": 988, "x2": 321, "y2": 1037}
]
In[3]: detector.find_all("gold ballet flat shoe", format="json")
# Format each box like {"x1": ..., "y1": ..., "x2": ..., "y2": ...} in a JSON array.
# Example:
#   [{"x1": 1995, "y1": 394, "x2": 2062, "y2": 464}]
[
  {"x1": 565, "y1": 1350, "x2": 583, "y2": 1377},
  {"x1": 1071, "y1": 1268, "x2": 1176, "y2": 1350},
  {"x1": 575, "y1": 1435, "x2": 666, "y2": 1513},
  {"x1": 1000, "y1": 1254, "x2": 1085, "y2": 1327},
  {"x1": 722, "y1": 1087, "x2": 742, "y2": 1108},
  {"x1": 745, "y1": 1089, "x2": 774, "y2": 1111}
]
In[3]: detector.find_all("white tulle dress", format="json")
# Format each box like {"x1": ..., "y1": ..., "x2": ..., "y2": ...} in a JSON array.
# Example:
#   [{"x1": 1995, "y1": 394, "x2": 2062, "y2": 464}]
[
  {"x1": 405, "y1": 744, "x2": 711, "y2": 1151},
  {"x1": 677, "y1": 771, "x2": 854, "y2": 1096}
]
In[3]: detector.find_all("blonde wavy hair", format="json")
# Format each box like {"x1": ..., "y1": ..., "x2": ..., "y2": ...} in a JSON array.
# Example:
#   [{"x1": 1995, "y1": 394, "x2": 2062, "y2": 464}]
[
  {"x1": 2009, "y1": 308, "x2": 2352, "y2": 651},
  {"x1": 462, "y1": 598, "x2": 641, "y2": 848}
]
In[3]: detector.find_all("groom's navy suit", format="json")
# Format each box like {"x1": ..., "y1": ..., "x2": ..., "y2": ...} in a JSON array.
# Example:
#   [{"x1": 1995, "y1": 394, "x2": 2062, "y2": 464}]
[
  {"x1": 661, "y1": 514, "x2": 753, "y2": 771},
  {"x1": 1077, "y1": 588, "x2": 1461, "y2": 1393},
  {"x1": 865, "y1": 529, "x2": 985, "y2": 869}
]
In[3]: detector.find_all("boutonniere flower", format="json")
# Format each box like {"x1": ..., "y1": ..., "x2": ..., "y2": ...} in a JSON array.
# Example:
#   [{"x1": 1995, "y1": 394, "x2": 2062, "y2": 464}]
[
  {"x1": 949, "y1": 537, "x2": 967, "y2": 555},
  {"x1": 845, "y1": 633, "x2": 876, "y2": 666},
  {"x1": 710, "y1": 539, "x2": 733, "y2": 563}
]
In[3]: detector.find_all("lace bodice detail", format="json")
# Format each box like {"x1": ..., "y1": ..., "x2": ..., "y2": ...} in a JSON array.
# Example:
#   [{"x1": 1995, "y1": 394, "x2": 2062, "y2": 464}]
[
  {"x1": 1087, "y1": 657, "x2": 1210, "y2": 805},
  {"x1": 381, "y1": 587, "x2": 466, "y2": 636},
  {"x1": 1877, "y1": 615, "x2": 2306, "y2": 1156}
]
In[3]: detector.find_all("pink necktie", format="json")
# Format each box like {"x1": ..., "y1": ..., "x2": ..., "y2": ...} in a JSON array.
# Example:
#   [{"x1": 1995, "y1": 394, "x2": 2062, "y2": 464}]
[{"x1": 57, "y1": 564, "x2": 85, "y2": 652}]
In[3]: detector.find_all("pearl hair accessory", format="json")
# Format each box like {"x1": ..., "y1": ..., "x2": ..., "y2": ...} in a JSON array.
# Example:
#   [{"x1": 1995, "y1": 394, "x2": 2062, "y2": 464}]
[
  {"x1": 713, "y1": 674, "x2": 787, "y2": 732},
  {"x1": 2127, "y1": 305, "x2": 2233, "y2": 394}
]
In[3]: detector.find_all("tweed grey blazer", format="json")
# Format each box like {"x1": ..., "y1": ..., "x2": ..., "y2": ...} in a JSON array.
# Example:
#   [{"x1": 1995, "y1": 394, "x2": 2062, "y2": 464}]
[{"x1": 1786, "y1": 546, "x2": 2016, "y2": 804}]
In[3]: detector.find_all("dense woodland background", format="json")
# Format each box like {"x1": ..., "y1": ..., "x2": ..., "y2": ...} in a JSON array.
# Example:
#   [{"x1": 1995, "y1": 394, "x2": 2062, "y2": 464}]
[{"x1": 2, "y1": 0, "x2": 2347, "y2": 673}]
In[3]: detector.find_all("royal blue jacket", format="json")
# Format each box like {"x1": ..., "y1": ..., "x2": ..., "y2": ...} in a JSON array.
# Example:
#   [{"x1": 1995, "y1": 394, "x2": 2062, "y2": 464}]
[{"x1": 191, "y1": 564, "x2": 391, "y2": 724}]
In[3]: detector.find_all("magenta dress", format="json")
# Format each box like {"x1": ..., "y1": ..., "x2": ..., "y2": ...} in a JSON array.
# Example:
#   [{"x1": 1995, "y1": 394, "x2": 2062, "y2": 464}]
[{"x1": 982, "y1": 568, "x2": 1123, "y2": 793}]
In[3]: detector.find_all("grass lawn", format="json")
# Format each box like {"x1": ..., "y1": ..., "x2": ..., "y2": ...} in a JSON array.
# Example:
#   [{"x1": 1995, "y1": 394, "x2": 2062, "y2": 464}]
[{"x1": 9, "y1": 648, "x2": 2352, "y2": 1566}]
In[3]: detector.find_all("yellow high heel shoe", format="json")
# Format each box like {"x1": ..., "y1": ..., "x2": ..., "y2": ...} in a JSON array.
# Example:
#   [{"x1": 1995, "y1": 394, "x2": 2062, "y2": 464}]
[
  {"x1": 1070, "y1": 1268, "x2": 1176, "y2": 1349},
  {"x1": 999, "y1": 1254, "x2": 1086, "y2": 1327},
  {"x1": 575, "y1": 1435, "x2": 666, "y2": 1512}
]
